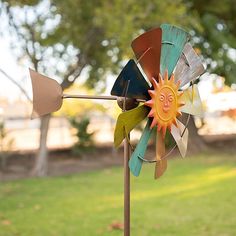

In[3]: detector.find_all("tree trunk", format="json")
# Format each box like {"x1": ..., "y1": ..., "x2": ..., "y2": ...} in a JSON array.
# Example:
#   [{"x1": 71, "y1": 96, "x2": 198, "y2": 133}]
[
  {"x1": 32, "y1": 114, "x2": 51, "y2": 177},
  {"x1": 31, "y1": 59, "x2": 86, "y2": 177}
]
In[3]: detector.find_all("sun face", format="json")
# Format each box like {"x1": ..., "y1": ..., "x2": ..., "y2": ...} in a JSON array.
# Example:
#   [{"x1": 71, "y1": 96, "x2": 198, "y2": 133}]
[{"x1": 145, "y1": 70, "x2": 184, "y2": 137}]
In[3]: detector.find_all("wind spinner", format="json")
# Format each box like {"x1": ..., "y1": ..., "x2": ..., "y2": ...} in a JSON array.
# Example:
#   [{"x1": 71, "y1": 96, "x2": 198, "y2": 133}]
[
  {"x1": 29, "y1": 23, "x2": 205, "y2": 236},
  {"x1": 111, "y1": 24, "x2": 205, "y2": 179}
]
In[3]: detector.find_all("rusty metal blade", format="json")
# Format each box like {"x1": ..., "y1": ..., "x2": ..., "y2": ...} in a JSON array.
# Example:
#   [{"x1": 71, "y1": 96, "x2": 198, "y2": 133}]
[
  {"x1": 29, "y1": 69, "x2": 63, "y2": 118},
  {"x1": 154, "y1": 131, "x2": 167, "y2": 179},
  {"x1": 180, "y1": 84, "x2": 204, "y2": 117},
  {"x1": 171, "y1": 120, "x2": 188, "y2": 157},
  {"x1": 174, "y1": 43, "x2": 205, "y2": 88},
  {"x1": 131, "y1": 28, "x2": 162, "y2": 81}
]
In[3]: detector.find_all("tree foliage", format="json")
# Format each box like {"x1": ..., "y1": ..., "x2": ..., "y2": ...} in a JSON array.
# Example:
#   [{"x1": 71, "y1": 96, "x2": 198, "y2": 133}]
[
  {"x1": 186, "y1": 0, "x2": 236, "y2": 85},
  {"x1": 1, "y1": 0, "x2": 235, "y2": 175}
]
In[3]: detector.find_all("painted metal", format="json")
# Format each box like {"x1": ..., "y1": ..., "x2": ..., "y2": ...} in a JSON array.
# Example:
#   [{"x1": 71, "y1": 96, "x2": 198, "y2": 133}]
[
  {"x1": 111, "y1": 59, "x2": 150, "y2": 100},
  {"x1": 174, "y1": 43, "x2": 205, "y2": 87}
]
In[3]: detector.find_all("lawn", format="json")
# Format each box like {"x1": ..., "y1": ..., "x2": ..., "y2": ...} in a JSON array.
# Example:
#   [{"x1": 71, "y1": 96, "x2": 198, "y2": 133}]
[{"x1": 0, "y1": 152, "x2": 236, "y2": 236}]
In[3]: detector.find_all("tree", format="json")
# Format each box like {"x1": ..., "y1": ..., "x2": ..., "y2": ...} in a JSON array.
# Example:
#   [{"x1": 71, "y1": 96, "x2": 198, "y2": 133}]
[
  {"x1": 1, "y1": 0, "x2": 87, "y2": 176},
  {"x1": 1, "y1": 0, "x2": 200, "y2": 175},
  {"x1": 186, "y1": 0, "x2": 236, "y2": 86},
  {"x1": 179, "y1": 0, "x2": 236, "y2": 151}
]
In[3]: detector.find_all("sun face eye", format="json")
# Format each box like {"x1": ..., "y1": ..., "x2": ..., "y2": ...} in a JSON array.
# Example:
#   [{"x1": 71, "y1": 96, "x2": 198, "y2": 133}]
[
  {"x1": 168, "y1": 95, "x2": 174, "y2": 102},
  {"x1": 159, "y1": 94, "x2": 165, "y2": 102}
]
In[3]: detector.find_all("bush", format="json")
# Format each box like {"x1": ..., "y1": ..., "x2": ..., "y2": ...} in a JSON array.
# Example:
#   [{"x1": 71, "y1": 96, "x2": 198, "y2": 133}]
[
  {"x1": 0, "y1": 121, "x2": 14, "y2": 170},
  {"x1": 69, "y1": 116, "x2": 94, "y2": 156}
]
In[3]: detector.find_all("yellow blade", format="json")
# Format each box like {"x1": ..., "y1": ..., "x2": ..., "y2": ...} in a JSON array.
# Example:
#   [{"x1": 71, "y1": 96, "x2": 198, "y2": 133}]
[
  {"x1": 114, "y1": 105, "x2": 149, "y2": 148},
  {"x1": 180, "y1": 84, "x2": 203, "y2": 117},
  {"x1": 171, "y1": 120, "x2": 188, "y2": 157}
]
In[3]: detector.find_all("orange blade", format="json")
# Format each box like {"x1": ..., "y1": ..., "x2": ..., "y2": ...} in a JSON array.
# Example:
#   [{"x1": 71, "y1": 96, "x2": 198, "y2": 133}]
[
  {"x1": 131, "y1": 28, "x2": 162, "y2": 81},
  {"x1": 155, "y1": 159, "x2": 167, "y2": 179},
  {"x1": 154, "y1": 130, "x2": 167, "y2": 179}
]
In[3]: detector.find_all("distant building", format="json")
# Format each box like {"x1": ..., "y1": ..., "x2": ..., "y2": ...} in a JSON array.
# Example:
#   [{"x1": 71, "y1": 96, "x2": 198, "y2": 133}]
[{"x1": 0, "y1": 98, "x2": 31, "y2": 119}]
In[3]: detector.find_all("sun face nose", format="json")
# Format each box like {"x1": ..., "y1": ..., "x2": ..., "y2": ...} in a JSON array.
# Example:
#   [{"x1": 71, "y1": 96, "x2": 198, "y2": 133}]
[{"x1": 163, "y1": 99, "x2": 170, "y2": 113}]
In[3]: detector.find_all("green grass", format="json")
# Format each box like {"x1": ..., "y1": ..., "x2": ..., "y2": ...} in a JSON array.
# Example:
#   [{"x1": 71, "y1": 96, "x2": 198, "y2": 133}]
[{"x1": 0, "y1": 153, "x2": 236, "y2": 236}]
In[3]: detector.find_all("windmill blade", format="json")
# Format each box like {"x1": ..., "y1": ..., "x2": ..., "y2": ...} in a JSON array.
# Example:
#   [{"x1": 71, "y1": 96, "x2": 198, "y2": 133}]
[
  {"x1": 133, "y1": 24, "x2": 190, "y2": 164},
  {"x1": 129, "y1": 119, "x2": 154, "y2": 176},
  {"x1": 174, "y1": 43, "x2": 205, "y2": 88},
  {"x1": 114, "y1": 105, "x2": 149, "y2": 148},
  {"x1": 111, "y1": 59, "x2": 150, "y2": 100},
  {"x1": 160, "y1": 24, "x2": 190, "y2": 77},
  {"x1": 171, "y1": 120, "x2": 189, "y2": 157},
  {"x1": 180, "y1": 84, "x2": 204, "y2": 117},
  {"x1": 131, "y1": 28, "x2": 162, "y2": 81},
  {"x1": 154, "y1": 131, "x2": 167, "y2": 179},
  {"x1": 29, "y1": 69, "x2": 63, "y2": 118}
]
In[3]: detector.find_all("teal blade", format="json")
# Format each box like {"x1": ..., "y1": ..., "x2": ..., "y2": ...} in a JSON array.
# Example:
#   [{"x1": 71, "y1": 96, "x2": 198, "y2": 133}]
[
  {"x1": 129, "y1": 119, "x2": 154, "y2": 177},
  {"x1": 160, "y1": 24, "x2": 190, "y2": 76}
]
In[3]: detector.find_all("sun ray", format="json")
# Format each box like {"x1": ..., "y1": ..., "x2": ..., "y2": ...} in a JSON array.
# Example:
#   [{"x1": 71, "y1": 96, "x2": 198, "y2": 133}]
[
  {"x1": 164, "y1": 69, "x2": 168, "y2": 81},
  {"x1": 158, "y1": 74, "x2": 163, "y2": 85},
  {"x1": 178, "y1": 102, "x2": 185, "y2": 107},
  {"x1": 151, "y1": 77, "x2": 159, "y2": 89},
  {"x1": 173, "y1": 118, "x2": 178, "y2": 127},
  {"x1": 150, "y1": 118, "x2": 158, "y2": 128},
  {"x1": 170, "y1": 73, "x2": 175, "y2": 82},
  {"x1": 177, "y1": 111, "x2": 182, "y2": 117},
  {"x1": 148, "y1": 109, "x2": 155, "y2": 117},
  {"x1": 145, "y1": 100, "x2": 153, "y2": 107},
  {"x1": 162, "y1": 125, "x2": 167, "y2": 137},
  {"x1": 148, "y1": 90, "x2": 155, "y2": 98}
]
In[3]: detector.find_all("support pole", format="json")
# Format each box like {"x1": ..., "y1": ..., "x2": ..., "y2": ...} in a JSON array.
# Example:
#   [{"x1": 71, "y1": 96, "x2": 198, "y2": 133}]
[
  {"x1": 124, "y1": 136, "x2": 130, "y2": 236},
  {"x1": 122, "y1": 81, "x2": 131, "y2": 236},
  {"x1": 63, "y1": 94, "x2": 145, "y2": 103}
]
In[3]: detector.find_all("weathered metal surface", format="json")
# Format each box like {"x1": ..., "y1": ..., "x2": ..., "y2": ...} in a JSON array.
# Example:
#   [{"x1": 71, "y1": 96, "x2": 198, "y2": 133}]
[
  {"x1": 117, "y1": 97, "x2": 139, "y2": 110},
  {"x1": 29, "y1": 69, "x2": 63, "y2": 119},
  {"x1": 160, "y1": 24, "x2": 190, "y2": 77},
  {"x1": 180, "y1": 84, "x2": 204, "y2": 116},
  {"x1": 154, "y1": 131, "x2": 167, "y2": 179},
  {"x1": 129, "y1": 119, "x2": 154, "y2": 176},
  {"x1": 131, "y1": 28, "x2": 162, "y2": 81},
  {"x1": 174, "y1": 43, "x2": 205, "y2": 87},
  {"x1": 114, "y1": 105, "x2": 149, "y2": 148},
  {"x1": 171, "y1": 119, "x2": 189, "y2": 157},
  {"x1": 111, "y1": 59, "x2": 150, "y2": 100}
]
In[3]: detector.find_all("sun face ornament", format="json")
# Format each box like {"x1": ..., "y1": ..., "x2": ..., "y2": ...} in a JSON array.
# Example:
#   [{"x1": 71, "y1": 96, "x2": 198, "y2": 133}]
[
  {"x1": 111, "y1": 23, "x2": 205, "y2": 179},
  {"x1": 145, "y1": 71, "x2": 184, "y2": 136}
]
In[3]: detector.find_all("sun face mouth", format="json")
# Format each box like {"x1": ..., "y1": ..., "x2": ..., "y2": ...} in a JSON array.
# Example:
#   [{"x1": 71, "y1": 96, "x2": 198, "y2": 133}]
[
  {"x1": 144, "y1": 70, "x2": 184, "y2": 137},
  {"x1": 163, "y1": 106, "x2": 170, "y2": 113}
]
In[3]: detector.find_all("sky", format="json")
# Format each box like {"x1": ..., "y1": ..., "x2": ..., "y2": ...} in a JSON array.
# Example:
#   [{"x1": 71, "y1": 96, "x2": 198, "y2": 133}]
[{"x1": 0, "y1": 38, "x2": 32, "y2": 102}]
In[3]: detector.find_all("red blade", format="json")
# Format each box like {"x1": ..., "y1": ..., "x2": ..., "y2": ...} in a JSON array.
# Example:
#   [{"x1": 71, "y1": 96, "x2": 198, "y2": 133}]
[{"x1": 131, "y1": 28, "x2": 162, "y2": 81}]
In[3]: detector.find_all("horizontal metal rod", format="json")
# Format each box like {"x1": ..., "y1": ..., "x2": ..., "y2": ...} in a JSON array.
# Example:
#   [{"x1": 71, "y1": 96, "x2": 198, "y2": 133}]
[{"x1": 62, "y1": 94, "x2": 146, "y2": 103}]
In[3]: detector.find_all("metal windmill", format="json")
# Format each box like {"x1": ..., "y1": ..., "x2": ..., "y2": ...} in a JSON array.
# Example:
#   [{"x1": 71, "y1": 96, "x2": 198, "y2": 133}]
[{"x1": 29, "y1": 23, "x2": 205, "y2": 236}]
